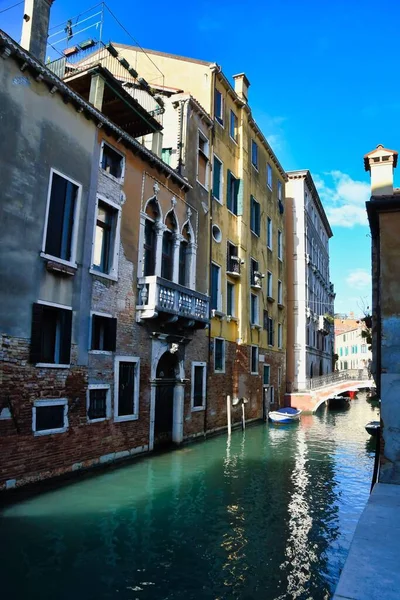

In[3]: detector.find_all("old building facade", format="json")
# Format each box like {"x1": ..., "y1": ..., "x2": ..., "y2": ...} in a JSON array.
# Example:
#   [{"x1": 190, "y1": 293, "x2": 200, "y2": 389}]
[
  {"x1": 111, "y1": 45, "x2": 288, "y2": 426},
  {"x1": 285, "y1": 171, "x2": 335, "y2": 393},
  {"x1": 365, "y1": 144, "x2": 400, "y2": 483}
]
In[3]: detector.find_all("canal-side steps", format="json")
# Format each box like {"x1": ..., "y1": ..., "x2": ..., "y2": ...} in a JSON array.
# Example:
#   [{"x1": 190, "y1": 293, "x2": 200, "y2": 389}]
[
  {"x1": 333, "y1": 483, "x2": 400, "y2": 600},
  {"x1": 285, "y1": 370, "x2": 375, "y2": 412}
]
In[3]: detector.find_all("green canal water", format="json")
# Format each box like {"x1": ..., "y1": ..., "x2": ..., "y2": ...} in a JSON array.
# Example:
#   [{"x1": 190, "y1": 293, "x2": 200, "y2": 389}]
[{"x1": 0, "y1": 396, "x2": 379, "y2": 600}]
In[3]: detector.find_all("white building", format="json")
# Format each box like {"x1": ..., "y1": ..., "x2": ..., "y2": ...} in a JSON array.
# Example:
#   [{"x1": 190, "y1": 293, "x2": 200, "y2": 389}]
[
  {"x1": 285, "y1": 170, "x2": 335, "y2": 391},
  {"x1": 335, "y1": 325, "x2": 371, "y2": 371}
]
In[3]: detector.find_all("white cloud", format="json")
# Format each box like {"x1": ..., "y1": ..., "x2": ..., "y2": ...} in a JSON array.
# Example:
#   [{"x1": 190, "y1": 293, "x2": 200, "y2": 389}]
[
  {"x1": 314, "y1": 171, "x2": 370, "y2": 228},
  {"x1": 346, "y1": 269, "x2": 371, "y2": 289}
]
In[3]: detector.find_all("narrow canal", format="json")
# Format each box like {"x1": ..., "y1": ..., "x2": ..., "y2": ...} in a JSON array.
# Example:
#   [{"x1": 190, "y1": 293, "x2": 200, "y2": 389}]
[{"x1": 0, "y1": 396, "x2": 379, "y2": 600}]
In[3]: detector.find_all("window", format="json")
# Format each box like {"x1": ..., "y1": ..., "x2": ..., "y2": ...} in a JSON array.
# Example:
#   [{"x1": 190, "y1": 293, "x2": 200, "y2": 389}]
[
  {"x1": 250, "y1": 293, "x2": 259, "y2": 325},
  {"x1": 278, "y1": 323, "x2": 283, "y2": 349},
  {"x1": 340, "y1": 347, "x2": 343, "y2": 356},
  {"x1": 250, "y1": 345, "x2": 259, "y2": 374},
  {"x1": 345, "y1": 347, "x2": 349, "y2": 356},
  {"x1": 214, "y1": 338, "x2": 225, "y2": 373},
  {"x1": 267, "y1": 271, "x2": 273, "y2": 298},
  {"x1": 213, "y1": 156, "x2": 223, "y2": 202},
  {"x1": 197, "y1": 131, "x2": 209, "y2": 188},
  {"x1": 250, "y1": 258, "x2": 261, "y2": 287},
  {"x1": 227, "y1": 170, "x2": 240, "y2": 215},
  {"x1": 361, "y1": 344, "x2": 367, "y2": 354},
  {"x1": 277, "y1": 230, "x2": 283, "y2": 261},
  {"x1": 179, "y1": 239, "x2": 188, "y2": 286},
  {"x1": 144, "y1": 219, "x2": 156, "y2": 276},
  {"x1": 191, "y1": 362, "x2": 207, "y2": 410},
  {"x1": 91, "y1": 313, "x2": 117, "y2": 352},
  {"x1": 161, "y1": 148, "x2": 172, "y2": 165},
  {"x1": 114, "y1": 357, "x2": 140, "y2": 421},
  {"x1": 161, "y1": 230, "x2": 174, "y2": 280},
  {"x1": 278, "y1": 180, "x2": 282, "y2": 201},
  {"x1": 92, "y1": 197, "x2": 120, "y2": 277},
  {"x1": 266, "y1": 313, "x2": 274, "y2": 346},
  {"x1": 227, "y1": 242, "x2": 240, "y2": 275},
  {"x1": 230, "y1": 110, "x2": 238, "y2": 142},
  {"x1": 87, "y1": 385, "x2": 111, "y2": 422},
  {"x1": 267, "y1": 217, "x2": 272, "y2": 249},
  {"x1": 33, "y1": 399, "x2": 68, "y2": 436},
  {"x1": 251, "y1": 140, "x2": 258, "y2": 169},
  {"x1": 214, "y1": 89, "x2": 224, "y2": 125},
  {"x1": 101, "y1": 143, "x2": 124, "y2": 180},
  {"x1": 30, "y1": 302, "x2": 72, "y2": 366},
  {"x1": 212, "y1": 224, "x2": 222, "y2": 243},
  {"x1": 267, "y1": 164, "x2": 272, "y2": 189},
  {"x1": 278, "y1": 280, "x2": 283, "y2": 306},
  {"x1": 250, "y1": 196, "x2": 260, "y2": 236},
  {"x1": 211, "y1": 263, "x2": 221, "y2": 311},
  {"x1": 227, "y1": 282, "x2": 235, "y2": 316},
  {"x1": 263, "y1": 364, "x2": 270, "y2": 386},
  {"x1": 42, "y1": 169, "x2": 81, "y2": 264}
]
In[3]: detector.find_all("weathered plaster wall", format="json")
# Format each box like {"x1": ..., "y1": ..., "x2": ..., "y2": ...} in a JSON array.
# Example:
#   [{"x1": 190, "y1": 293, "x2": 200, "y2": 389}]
[{"x1": 379, "y1": 212, "x2": 400, "y2": 483}]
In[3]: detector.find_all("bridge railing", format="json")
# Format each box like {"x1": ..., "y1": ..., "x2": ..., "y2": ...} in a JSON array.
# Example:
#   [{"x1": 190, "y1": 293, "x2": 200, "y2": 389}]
[{"x1": 306, "y1": 369, "x2": 370, "y2": 391}]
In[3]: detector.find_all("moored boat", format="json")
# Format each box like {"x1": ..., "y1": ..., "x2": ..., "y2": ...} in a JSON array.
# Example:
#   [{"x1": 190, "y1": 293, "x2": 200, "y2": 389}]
[
  {"x1": 365, "y1": 420, "x2": 380, "y2": 437},
  {"x1": 328, "y1": 395, "x2": 350, "y2": 410},
  {"x1": 269, "y1": 407, "x2": 302, "y2": 424}
]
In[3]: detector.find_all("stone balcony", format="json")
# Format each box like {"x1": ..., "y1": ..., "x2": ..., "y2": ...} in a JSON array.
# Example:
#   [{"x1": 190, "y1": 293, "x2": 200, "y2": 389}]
[{"x1": 136, "y1": 276, "x2": 209, "y2": 328}]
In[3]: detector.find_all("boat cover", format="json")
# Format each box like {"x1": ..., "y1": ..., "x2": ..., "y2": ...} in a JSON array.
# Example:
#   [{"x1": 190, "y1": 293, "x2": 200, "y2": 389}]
[{"x1": 276, "y1": 407, "x2": 299, "y2": 415}]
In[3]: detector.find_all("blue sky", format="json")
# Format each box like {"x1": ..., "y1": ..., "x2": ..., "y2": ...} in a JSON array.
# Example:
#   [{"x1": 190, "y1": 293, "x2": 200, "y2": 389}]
[{"x1": 2, "y1": 0, "x2": 398, "y2": 317}]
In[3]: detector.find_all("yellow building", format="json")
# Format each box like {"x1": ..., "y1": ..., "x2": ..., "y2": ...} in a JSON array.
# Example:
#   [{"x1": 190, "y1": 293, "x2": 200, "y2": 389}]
[{"x1": 113, "y1": 44, "x2": 287, "y2": 423}]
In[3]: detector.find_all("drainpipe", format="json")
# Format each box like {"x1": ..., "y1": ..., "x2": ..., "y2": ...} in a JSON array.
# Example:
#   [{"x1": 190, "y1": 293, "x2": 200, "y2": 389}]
[{"x1": 177, "y1": 97, "x2": 189, "y2": 175}]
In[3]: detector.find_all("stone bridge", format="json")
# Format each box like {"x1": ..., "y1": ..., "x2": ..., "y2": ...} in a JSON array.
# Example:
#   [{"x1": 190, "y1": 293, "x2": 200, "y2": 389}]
[{"x1": 285, "y1": 369, "x2": 375, "y2": 413}]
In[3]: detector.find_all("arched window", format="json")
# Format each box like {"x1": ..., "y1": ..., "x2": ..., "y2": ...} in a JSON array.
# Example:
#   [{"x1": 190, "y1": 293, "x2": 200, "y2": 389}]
[
  {"x1": 162, "y1": 211, "x2": 177, "y2": 281},
  {"x1": 179, "y1": 224, "x2": 191, "y2": 286},
  {"x1": 144, "y1": 199, "x2": 160, "y2": 276}
]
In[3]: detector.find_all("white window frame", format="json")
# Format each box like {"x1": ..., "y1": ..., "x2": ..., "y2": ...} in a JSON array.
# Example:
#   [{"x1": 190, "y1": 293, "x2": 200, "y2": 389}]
[
  {"x1": 213, "y1": 154, "x2": 224, "y2": 204},
  {"x1": 35, "y1": 300, "x2": 73, "y2": 368},
  {"x1": 277, "y1": 229, "x2": 283, "y2": 261},
  {"x1": 267, "y1": 271, "x2": 273, "y2": 298},
  {"x1": 211, "y1": 262, "x2": 222, "y2": 312},
  {"x1": 250, "y1": 196, "x2": 260, "y2": 236},
  {"x1": 214, "y1": 337, "x2": 225, "y2": 374},
  {"x1": 267, "y1": 217, "x2": 272, "y2": 250},
  {"x1": 197, "y1": 129, "x2": 210, "y2": 190},
  {"x1": 250, "y1": 292, "x2": 259, "y2": 325},
  {"x1": 114, "y1": 356, "x2": 140, "y2": 422},
  {"x1": 41, "y1": 168, "x2": 82, "y2": 269},
  {"x1": 263, "y1": 364, "x2": 271, "y2": 387},
  {"x1": 89, "y1": 194, "x2": 121, "y2": 282},
  {"x1": 251, "y1": 139, "x2": 259, "y2": 170},
  {"x1": 278, "y1": 323, "x2": 283, "y2": 349},
  {"x1": 191, "y1": 361, "x2": 207, "y2": 411},
  {"x1": 87, "y1": 384, "x2": 111, "y2": 423},
  {"x1": 278, "y1": 280, "x2": 283, "y2": 305},
  {"x1": 250, "y1": 345, "x2": 259, "y2": 375},
  {"x1": 32, "y1": 398, "x2": 68, "y2": 436},
  {"x1": 89, "y1": 310, "x2": 114, "y2": 355},
  {"x1": 99, "y1": 140, "x2": 125, "y2": 183},
  {"x1": 267, "y1": 164, "x2": 273, "y2": 190}
]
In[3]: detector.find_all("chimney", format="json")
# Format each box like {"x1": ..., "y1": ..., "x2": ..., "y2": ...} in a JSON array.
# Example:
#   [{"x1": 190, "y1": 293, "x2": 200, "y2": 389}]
[
  {"x1": 21, "y1": 0, "x2": 54, "y2": 63},
  {"x1": 232, "y1": 73, "x2": 250, "y2": 103},
  {"x1": 364, "y1": 144, "x2": 398, "y2": 197}
]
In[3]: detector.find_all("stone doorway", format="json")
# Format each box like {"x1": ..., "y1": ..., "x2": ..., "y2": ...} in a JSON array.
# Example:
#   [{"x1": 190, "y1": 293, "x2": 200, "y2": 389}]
[{"x1": 154, "y1": 351, "x2": 179, "y2": 448}]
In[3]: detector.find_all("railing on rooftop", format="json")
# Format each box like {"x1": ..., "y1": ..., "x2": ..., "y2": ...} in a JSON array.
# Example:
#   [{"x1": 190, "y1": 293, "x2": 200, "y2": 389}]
[{"x1": 47, "y1": 41, "x2": 164, "y2": 123}]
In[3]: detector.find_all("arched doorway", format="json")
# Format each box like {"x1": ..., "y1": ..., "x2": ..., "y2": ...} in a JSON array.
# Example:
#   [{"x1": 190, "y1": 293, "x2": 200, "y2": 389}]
[{"x1": 154, "y1": 351, "x2": 179, "y2": 448}]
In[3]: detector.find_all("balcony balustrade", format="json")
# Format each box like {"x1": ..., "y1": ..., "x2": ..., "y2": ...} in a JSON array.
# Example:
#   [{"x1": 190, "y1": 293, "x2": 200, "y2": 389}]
[{"x1": 136, "y1": 276, "x2": 209, "y2": 328}]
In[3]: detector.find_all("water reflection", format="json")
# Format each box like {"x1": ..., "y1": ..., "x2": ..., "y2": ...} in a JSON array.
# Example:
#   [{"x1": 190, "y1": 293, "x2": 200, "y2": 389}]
[{"x1": 0, "y1": 397, "x2": 378, "y2": 600}]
